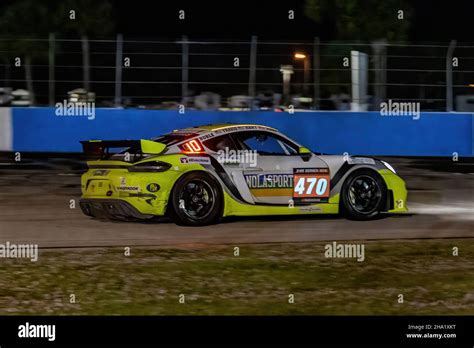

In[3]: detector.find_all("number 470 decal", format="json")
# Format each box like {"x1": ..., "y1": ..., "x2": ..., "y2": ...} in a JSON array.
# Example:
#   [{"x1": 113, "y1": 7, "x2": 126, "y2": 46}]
[
  {"x1": 293, "y1": 168, "x2": 330, "y2": 198},
  {"x1": 294, "y1": 177, "x2": 328, "y2": 196}
]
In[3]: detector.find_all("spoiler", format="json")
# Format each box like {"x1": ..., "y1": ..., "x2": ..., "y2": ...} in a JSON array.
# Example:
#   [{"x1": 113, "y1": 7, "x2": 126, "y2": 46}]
[{"x1": 80, "y1": 139, "x2": 166, "y2": 159}]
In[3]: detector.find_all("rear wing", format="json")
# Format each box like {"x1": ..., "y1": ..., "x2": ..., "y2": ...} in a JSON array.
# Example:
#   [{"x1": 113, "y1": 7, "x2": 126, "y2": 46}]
[{"x1": 80, "y1": 139, "x2": 166, "y2": 160}]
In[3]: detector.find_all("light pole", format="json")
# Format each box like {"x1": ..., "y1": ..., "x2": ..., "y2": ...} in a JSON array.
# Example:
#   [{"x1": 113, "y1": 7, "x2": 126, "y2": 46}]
[
  {"x1": 294, "y1": 52, "x2": 310, "y2": 96},
  {"x1": 446, "y1": 40, "x2": 457, "y2": 112},
  {"x1": 280, "y1": 65, "x2": 294, "y2": 106}
]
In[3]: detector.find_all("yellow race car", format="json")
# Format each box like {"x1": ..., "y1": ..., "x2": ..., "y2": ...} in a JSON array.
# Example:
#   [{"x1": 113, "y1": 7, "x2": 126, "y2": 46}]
[{"x1": 79, "y1": 124, "x2": 407, "y2": 226}]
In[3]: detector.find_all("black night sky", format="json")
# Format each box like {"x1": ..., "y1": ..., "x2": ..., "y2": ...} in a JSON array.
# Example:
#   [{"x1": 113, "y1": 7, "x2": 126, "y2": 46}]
[
  {"x1": 0, "y1": 0, "x2": 470, "y2": 42},
  {"x1": 112, "y1": 0, "x2": 472, "y2": 42},
  {"x1": 1, "y1": 0, "x2": 474, "y2": 107}
]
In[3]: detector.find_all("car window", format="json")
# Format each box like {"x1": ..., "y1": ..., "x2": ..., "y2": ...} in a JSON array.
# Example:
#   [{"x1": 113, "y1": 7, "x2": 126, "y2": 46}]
[
  {"x1": 235, "y1": 131, "x2": 298, "y2": 155},
  {"x1": 203, "y1": 134, "x2": 238, "y2": 152}
]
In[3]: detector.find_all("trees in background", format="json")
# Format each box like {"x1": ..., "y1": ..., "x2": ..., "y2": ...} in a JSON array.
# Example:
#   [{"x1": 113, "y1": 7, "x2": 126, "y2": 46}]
[
  {"x1": 56, "y1": 0, "x2": 115, "y2": 92},
  {"x1": 304, "y1": 0, "x2": 413, "y2": 41},
  {"x1": 0, "y1": 0, "x2": 115, "y2": 103},
  {"x1": 304, "y1": 0, "x2": 414, "y2": 101},
  {"x1": 0, "y1": 0, "x2": 50, "y2": 103}
]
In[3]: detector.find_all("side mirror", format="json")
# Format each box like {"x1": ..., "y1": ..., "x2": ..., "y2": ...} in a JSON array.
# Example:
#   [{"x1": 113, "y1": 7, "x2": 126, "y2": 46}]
[
  {"x1": 298, "y1": 147, "x2": 312, "y2": 162},
  {"x1": 298, "y1": 146, "x2": 311, "y2": 155}
]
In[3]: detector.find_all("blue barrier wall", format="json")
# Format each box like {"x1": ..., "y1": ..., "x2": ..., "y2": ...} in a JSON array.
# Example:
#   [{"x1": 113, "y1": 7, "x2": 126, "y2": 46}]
[{"x1": 5, "y1": 107, "x2": 474, "y2": 156}]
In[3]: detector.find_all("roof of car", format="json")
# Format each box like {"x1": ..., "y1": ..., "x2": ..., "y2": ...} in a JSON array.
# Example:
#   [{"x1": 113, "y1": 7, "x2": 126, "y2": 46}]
[{"x1": 172, "y1": 123, "x2": 278, "y2": 133}]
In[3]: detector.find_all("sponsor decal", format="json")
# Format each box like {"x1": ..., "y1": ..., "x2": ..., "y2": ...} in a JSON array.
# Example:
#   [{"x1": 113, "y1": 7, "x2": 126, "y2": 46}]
[
  {"x1": 293, "y1": 168, "x2": 330, "y2": 203},
  {"x1": 146, "y1": 183, "x2": 160, "y2": 192},
  {"x1": 92, "y1": 169, "x2": 109, "y2": 176},
  {"x1": 347, "y1": 157, "x2": 375, "y2": 165},
  {"x1": 198, "y1": 125, "x2": 275, "y2": 141},
  {"x1": 214, "y1": 125, "x2": 272, "y2": 134},
  {"x1": 245, "y1": 173, "x2": 293, "y2": 189},
  {"x1": 88, "y1": 180, "x2": 108, "y2": 194},
  {"x1": 198, "y1": 133, "x2": 215, "y2": 141},
  {"x1": 180, "y1": 156, "x2": 211, "y2": 165},
  {"x1": 117, "y1": 186, "x2": 140, "y2": 192},
  {"x1": 244, "y1": 168, "x2": 332, "y2": 201},
  {"x1": 298, "y1": 206, "x2": 322, "y2": 212}
]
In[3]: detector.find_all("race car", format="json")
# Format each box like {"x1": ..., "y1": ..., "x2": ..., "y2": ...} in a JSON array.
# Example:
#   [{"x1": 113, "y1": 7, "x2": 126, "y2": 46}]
[{"x1": 79, "y1": 124, "x2": 408, "y2": 226}]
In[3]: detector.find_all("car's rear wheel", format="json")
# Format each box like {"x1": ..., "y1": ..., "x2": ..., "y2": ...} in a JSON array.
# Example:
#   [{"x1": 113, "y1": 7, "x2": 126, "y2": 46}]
[
  {"x1": 340, "y1": 169, "x2": 387, "y2": 220},
  {"x1": 168, "y1": 171, "x2": 223, "y2": 226}
]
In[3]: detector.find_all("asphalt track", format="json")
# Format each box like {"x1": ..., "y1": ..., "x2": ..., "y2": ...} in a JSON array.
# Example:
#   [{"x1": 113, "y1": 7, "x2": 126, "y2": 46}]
[{"x1": 0, "y1": 157, "x2": 472, "y2": 249}]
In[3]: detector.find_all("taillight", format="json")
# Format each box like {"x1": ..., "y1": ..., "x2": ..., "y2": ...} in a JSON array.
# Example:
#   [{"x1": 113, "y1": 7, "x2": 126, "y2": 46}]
[
  {"x1": 180, "y1": 139, "x2": 205, "y2": 154},
  {"x1": 128, "y1": 161, "x2": 172, "y2": 172}
]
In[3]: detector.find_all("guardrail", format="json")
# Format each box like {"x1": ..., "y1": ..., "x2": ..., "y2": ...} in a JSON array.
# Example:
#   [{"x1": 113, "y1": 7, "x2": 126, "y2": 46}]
[{"x1": 0, "y1": 107, "x2": 472, "y2": 157}]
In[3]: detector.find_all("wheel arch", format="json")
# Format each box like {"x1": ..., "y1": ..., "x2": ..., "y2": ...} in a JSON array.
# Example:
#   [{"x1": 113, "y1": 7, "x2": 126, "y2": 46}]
[
  {"x1": 165, "y1": 169, "x2": 225, "y2": 217},
  {"x1": 337, "y1": 166, "x2": 390, "y2": 212}
]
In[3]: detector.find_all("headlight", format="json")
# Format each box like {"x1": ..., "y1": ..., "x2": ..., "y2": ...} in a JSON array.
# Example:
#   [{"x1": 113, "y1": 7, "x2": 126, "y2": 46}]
[
  {"x1": 128, "y1": 161, "x2": 171, "y2": 172},
  {"x1": 381, "y1": 160, "x2": 396, "y2": 174}
]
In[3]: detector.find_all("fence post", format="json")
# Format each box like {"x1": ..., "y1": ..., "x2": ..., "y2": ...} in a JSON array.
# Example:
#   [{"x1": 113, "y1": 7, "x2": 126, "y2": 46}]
[
  {"x1": 248, "y1": 35, "x2": 257, "y2": 110},
  {"x1": 280, "y1": 65, "x2": 294, "y2": 106},
  {"x1": 313, "y1": 37, "x2": 320, "y2": 109},
  {"x1": 48, "y1": 33, "x2": 55, "y2": 106},
  {"x1": 3, "y1": 57, "x2": 10, "y2": 87},
  {"x1": 350, "y1": 50, "x2": 369, "y2": 111},
  {"x1": 181, "y1": 35, "x2": 189, "y2": 107},
  {"x1": 446, "y1": 40, "x2": 457, "y2": 112},
  {"x1": 371, "y1": 39, "x2": 387, "y2": 110},
  {"x1": 81, "y1": 35, "x2": 90, "y2": 92},
  {"x1": 114, "y1": 34, "x2": 123, "y2": 107}
]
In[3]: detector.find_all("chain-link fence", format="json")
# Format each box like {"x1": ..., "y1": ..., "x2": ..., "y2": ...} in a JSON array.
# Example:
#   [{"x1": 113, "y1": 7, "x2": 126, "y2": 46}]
[{"x1": 1, "y1": 36, "x2": 474, "y2": 111}]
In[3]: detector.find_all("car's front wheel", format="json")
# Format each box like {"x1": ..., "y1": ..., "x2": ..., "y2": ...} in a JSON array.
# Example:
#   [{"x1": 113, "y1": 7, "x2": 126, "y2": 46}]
[
  {"x1": 168, "y1": 171, "x2": 223, "y2": 226},
  {"x1": 340, "y1": 169, "x2": 387, "y2": 220}
]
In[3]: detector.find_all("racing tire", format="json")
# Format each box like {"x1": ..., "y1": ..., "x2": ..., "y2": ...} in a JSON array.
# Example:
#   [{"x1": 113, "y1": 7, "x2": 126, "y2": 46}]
[
  {"x1": 168, "y1": 171, "x2": 223, "y2": 226},
  {"x1": 340, "y1": 169, "x2": 387, "y2": 220}
]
